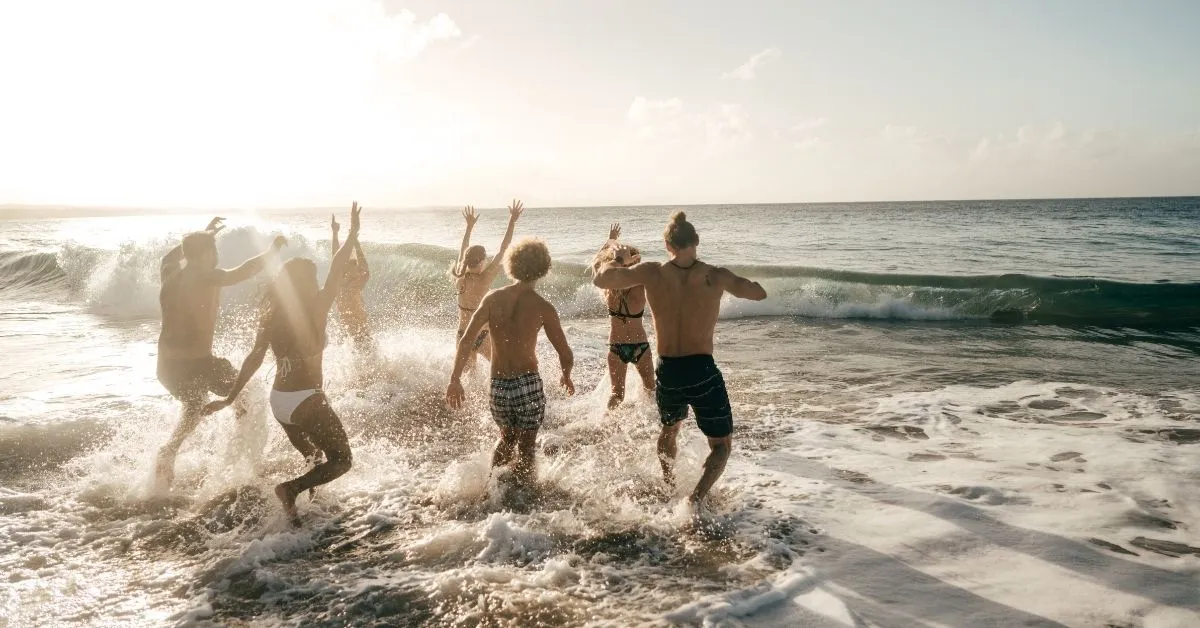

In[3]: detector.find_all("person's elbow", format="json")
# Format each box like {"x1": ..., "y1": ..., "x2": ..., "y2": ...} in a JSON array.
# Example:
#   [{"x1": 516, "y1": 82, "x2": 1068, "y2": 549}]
[
  {"x1": 591, "y1": 271, "x2": 610, "y2": 289},
  {"x1": 752, "y1": 284, "x2": 768, "y2": 301}
]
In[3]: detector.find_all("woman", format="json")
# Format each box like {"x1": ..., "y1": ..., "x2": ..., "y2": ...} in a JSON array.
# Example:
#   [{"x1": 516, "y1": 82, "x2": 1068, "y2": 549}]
[
  {"x1": 331, "y1": 213, "x2": 370, "y2": 347},
  {"x1": 593, "y1": 223, "x2": 655, "y2": 409},
  {"x1": 204, "y1": 203, "x2": 362, "y2": 526},
  {"x1": 450, "y1": 200, "x2": 524, "y2": 367}
]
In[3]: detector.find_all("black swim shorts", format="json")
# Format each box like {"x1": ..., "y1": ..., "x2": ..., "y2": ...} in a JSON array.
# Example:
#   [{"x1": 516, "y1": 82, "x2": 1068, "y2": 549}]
[
  {"x1": 654, "y1": 354, "x2": 733, "y2": 438},
  {"x1": 157, "y1": 355, "x2": 237, "y2": 404}
]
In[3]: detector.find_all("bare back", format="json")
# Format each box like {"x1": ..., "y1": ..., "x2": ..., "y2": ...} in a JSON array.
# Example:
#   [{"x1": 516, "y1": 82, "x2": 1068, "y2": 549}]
[
  {"x1": 159, "y1": 270, "x2": 220, "y2": 360},
  {"x1": 456, "y1": 268, "x2": 501, "y2": 329},
  {"x1": 642, "y1": 261, "x2": 725, "y2": 357},
  {"x1": 479, "y1": 284, "x2": 552, "y2": 378},
  {"x1": 604, "y1": 285, "x2": 650, "y2": 344}
]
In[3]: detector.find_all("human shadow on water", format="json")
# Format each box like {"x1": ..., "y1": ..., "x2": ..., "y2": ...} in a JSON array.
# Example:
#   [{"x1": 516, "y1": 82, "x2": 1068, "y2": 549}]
[{"x1": 763, "y1": 452, "x2": 1200, "y2": 615}]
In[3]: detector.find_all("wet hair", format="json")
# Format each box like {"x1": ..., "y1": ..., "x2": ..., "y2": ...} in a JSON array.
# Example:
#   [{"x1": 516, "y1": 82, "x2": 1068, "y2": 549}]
[
  {"x1": 663, "y1": 211, "x2": 699, "y2": 250},
  {"x1": 450, "y1": 245, "x2": 487, "y2": 278},
  {"x1": 181, "y1": 231, "x2": 216, "y2": 262},
  {"x1": 260, "y1": 258, "x2": 324, "y2": 359},
  {"x1": 505, "y1": 238, "x2": 552, "y2": 282}
]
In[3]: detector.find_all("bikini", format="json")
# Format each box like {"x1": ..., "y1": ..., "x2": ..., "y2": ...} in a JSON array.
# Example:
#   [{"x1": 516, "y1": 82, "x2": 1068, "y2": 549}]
[
  {"x1": 608, "y1": 289, "x2": 650, "y2": 364},
  {"x1": 457, "y1": 281, "x2": 489, "y2": 350},
  {"x1": 270, "y1": 346, "x2": 324, "y2": 426}
]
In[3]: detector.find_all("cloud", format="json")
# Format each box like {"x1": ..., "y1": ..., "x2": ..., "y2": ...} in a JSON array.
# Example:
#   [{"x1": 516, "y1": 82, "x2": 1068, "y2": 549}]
[
  {"x1": 460, "y1": 34, "x2": 482, "y2": 50},
  {"x1": 722, "y1": 48, "x2": 781, "y2": 80},
  {"x1": 628, "y1": 96, "x2": 685, "y2": 125},
  {"x1": 792, "y1": 117, "x2": 828, "y2": 133},
  {"x1": 627, "y1": 98, "x2": 751, "y2": 149}
]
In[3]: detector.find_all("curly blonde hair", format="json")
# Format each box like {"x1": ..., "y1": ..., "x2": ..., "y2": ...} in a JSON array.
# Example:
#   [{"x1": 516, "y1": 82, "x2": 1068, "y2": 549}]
[{"x1": 505, "y1": 238, "x2": 552, "y2": 282}]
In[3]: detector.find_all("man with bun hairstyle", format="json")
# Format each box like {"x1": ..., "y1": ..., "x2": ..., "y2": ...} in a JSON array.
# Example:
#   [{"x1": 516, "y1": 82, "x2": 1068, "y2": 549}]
[{"x1": 593, "y1": 211, "x2": 766, "y2": 506}]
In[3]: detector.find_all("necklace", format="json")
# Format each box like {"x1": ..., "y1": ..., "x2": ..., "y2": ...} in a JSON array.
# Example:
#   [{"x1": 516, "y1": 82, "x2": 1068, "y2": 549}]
[{"x1": 669, "y1": 258, "x2": 698, "y2": 270}]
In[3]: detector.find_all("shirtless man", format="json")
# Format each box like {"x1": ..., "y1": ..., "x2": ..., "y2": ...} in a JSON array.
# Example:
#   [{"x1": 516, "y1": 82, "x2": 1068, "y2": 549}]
[
  {"x1": 155, "y1": 217, "x2": 286, "y2": 486},
  {"x1": 593, "y1": 212, "x2": 766, "y2": 506},
  {"x1": 451, "y1": 201, "x2": 524, "y2": 369},
  {"x1": 445, "y1": 238, "x2": 575, "y2": 486}
]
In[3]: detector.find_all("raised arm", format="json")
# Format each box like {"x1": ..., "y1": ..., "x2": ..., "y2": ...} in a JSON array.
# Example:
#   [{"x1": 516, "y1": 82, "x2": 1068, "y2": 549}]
[
  {"x1": 353, "y1": 239, "x2": 369, "y2": 277},
  {"x1": 320, "y1": 202, "x2": 361, "y2": 311},
  {"x1": 213, "y1": 235, "x2": 286, "y2": 287},
  {"x1": 454, "y1": 206, "x2": 478, "y2": 275},
  {"x1": 161, "y1": 216, "x2": 225, "y2": 281},
  {"x1": 593, "y1": 260, "x2": 659, "y2": 291},
  {"x1": 202, "y1": 324, "x2": 270, "y2": 415},
  {"x1": 542, "y1": 303, "x2": 575, "y2": 395},
  {"x1": 484, "y1": 199, "x2": 523, "y2": 277},
  {"x1": 445, "y1": 296, "x2": 492, "y2": 408},
  {"x1": 330, "y1": 214, "x2": 341, "y2": 257},
  {"x1": 715, "y1": 267, "x2": 767, "y2": 301}
]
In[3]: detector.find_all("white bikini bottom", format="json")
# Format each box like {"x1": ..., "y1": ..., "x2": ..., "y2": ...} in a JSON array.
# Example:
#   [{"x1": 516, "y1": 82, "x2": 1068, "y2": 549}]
[{"x1": 269, "y1": 388, "x2": 321, "y2": 425}]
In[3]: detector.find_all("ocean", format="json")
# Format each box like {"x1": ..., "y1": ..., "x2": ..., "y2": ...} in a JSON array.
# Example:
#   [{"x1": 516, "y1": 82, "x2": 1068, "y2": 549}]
[{"x1": 1, "y1": 198, "x2": 1198, "y2": 627}]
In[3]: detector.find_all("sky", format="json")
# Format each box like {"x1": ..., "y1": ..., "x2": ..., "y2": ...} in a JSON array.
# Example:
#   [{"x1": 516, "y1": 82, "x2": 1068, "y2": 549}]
[{"x1": 0, "y1": 0, "x2": 1198, "y2": 208}]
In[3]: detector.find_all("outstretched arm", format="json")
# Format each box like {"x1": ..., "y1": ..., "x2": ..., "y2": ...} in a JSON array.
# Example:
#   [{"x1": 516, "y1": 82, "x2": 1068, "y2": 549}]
[
  {"x1": 213, "y1": 235, "x2": 286, "y2": 287},
  {"x1": 330, "y1": 214, "x2": 341, "y2": 257},
  {"x1": 455, "y1": 206, "x2": 477, "y2": 275},
  {"x1": 542, "y1": 304, "x2": 575, "y2": 395},
  {"x1": 593, "y1": 260, "x2": 658, "y2": 291},
  {"x1": 203, "y1": 325, "x2": 269, "y2": 415},
  {"x1": 320, "y1": 202, "x2": 361, "y2": 311},
  {"x1": 484, "y1": 199, "x2": 524, "y2": 277},
  {"x1": 716, "y1": 267, "x2": 767, "y2": 301},
  {"x1": 445, "y1": 297, "x2": 492, "y2": 408},
  {"x1": 353, "y1": 239, "x2": 368, "y2": 277}
]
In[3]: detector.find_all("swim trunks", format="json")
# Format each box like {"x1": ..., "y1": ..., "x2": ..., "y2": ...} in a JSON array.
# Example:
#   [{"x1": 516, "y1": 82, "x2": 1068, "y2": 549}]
[
  {"x1": 489, "y1": 372, "x2": 546, "y2": 431},
  {"x1": 654, "y1": 354, "x2": 733, "y2": 438},
  {"x1": 157, "y1": 355, "x2": 237, "y2": 404}
]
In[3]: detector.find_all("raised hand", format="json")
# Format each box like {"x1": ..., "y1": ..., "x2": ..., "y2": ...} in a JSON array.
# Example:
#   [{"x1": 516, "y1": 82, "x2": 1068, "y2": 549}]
[
  {"x1": 271, "y1": 235, "x2": 287, "y2": 250},
  {"x1": 508, "y1": 199, "x2": 524, "y2": 221},
  {"x1": 462, "y1": 206, "x2": 478, "y2": 228},
  {"x1": 331, "y1": 214, "x2": 340, "y2": 233},
  {"x1": 349, "y1": 202, "x2": 362, "y2": 237},
  {"x1": 206, "y1": 217, "x2": 226, "y2": 234},
  {"x1": 445, "y1": 380, "x2": 465, "y2": 409},
  {"x1": 203, "y1": 398, "x2": 233, "y2": 416},
  {"x1": 561, "y1": 373, "x2": 575, "y2": 396},
  {"x1": 608, "y1": 222, "x2": 621, "y2": 241}
]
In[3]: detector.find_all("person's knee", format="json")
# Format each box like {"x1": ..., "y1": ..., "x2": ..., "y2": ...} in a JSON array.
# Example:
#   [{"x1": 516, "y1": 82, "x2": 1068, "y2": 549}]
[
  {"x1": 327, "y1": 446, "x2": 353, "y2": 475},
  {"x1": 709, "y1": 437, "x2": 732, "y2": 458}
]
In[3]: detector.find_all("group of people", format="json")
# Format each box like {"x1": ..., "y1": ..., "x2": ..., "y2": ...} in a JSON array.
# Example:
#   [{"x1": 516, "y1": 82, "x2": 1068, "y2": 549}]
[{"x1": 153, "y1": 202, "x2": 766, "y2": 525}]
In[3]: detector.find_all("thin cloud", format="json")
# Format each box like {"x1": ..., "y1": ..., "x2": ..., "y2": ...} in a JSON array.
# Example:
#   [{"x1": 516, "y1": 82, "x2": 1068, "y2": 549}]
[
  {"x1": 792, "y1": 117, "x2": 828, "y2": 133},
  {"x1": 722, "y1": 48, "x2": 781, "y2": 80}
]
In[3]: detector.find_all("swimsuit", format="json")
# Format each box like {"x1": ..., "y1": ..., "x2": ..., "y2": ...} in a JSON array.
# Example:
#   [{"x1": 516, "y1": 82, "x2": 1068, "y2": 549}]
[
  {"x1": 655, "y1": 354, "x2": 733, "y2": 438},
  {"x1": 608, "y1": 289, "x2": 644, "y2": 323},
  {"x1": 489, "y1": 372, "x2": 546, "y2": 430},
  {"x1": 270, "y1": 388, "x2": 322, "y2": 425},
  {"x1": 610, "y1": 342, "x2": 650, "y2": 364}
]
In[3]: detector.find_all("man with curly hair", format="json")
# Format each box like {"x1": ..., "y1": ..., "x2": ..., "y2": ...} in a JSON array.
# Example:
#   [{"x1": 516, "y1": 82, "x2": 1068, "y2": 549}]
[
  {"x1": 446, "y1": 234, "x2": 575, "y2": 486},
  {"x1": 593, "y1": 211, "x2": 767, "y2": 507}
]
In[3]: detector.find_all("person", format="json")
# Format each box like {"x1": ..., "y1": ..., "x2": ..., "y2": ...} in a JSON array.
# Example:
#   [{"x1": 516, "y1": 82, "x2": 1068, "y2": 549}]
[
  {"x1": 445, "y1": 237, "x2": 575, "y2": 487},
  {"x1": 592, "y1": 222, "x2": 655, "y2": 409},
  {"x1": 450, "y1": 200, "x2": 524, "y2": 369},
  {"x1": 592, "y1": 212, "x2": 767, "y2": 507},
  {"x1": 204, "y1": 203, "x2": 363, "y2": 526},
  {"x1": 155, "y1": 216, "x2": 286, "y2": 487},
  {"x1": 330, "y1": 213, "x2": 371, "y2": 347}
]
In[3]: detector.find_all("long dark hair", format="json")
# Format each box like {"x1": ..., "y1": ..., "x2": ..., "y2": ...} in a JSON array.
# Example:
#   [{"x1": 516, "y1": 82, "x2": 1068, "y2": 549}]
[{"x1": 260, "y1": 258, "x2": 323, "y2": 358}]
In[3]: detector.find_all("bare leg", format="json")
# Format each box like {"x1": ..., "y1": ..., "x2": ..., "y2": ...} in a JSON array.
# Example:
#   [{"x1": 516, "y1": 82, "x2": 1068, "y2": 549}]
[
  {"x1": 156, "y1": 399, "x2": 205, "y2": 487},
  {"x1": 607, "y1": 351, "x2": 627, "y2": 409},
  {"x1": 657, "y1": 421, "x2": 683, "y2": 488},
  {"x1": 689, "y1": 436, "x2": 732, "y2": 505},
  {"x1": 512, "y1": 428, "x2": 539, "y2": 486},
  {"x1": 275, "y1": 396, "x2": 352, "y2": 527},
  {"x1": 281, "y1": 424, "x2": 321, "y2": 462},
  {"x1": 634, "y1": 350, "x2": 656, "y2": 396},
  {"x1": 492, "y1": 426, "x2": 517, "y2": 470}
]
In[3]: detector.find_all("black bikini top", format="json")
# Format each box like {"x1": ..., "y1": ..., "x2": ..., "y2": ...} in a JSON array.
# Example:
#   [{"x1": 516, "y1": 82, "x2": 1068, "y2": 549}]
[{"x1": 608, "y1": 288, "x2": 644, "y2": 322}]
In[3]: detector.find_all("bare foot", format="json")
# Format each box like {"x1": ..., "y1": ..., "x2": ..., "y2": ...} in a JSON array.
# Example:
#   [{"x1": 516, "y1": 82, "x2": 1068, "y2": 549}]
[
  {"x1": 607, "y1": 394, "x2": 623, "y2": 410},
  {"x1": 274, "y1": 483, "x2": 302, "y2": 528}
]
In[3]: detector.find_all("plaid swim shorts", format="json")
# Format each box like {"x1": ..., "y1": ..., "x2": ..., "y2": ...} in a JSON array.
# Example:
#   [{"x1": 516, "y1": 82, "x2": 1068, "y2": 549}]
[{"x1": 489, "y1": 372, "x2": 546, "y2": 431}]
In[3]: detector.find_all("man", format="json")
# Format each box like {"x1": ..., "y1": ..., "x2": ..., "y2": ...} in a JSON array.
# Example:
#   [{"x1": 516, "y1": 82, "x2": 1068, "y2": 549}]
[
  {"x1": 446, "y1": 237, "x2": 575, "y2": 486},
  {"x1": 155, "y1": 217, "x2": 286, "y2": 486},
  {"x1": 593, "y1": 211, "x2": 767, "y2": 507}
]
